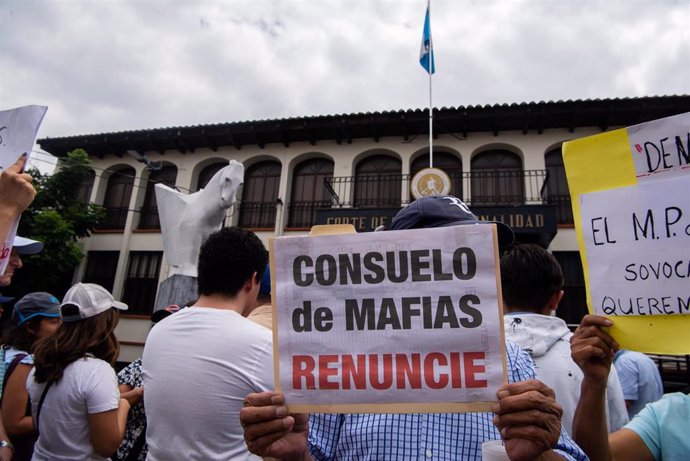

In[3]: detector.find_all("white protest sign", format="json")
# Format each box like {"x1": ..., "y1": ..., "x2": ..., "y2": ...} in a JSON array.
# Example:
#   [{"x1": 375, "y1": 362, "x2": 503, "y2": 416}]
[
  {"x1": 271, "y1": 224, "x2": 507, "y2": 413},
  {"x1": 580, "y1": 174, "x2": 690, "y2": 317},
  {"x1": 629, "y1": 111, "x2": 690, "y2": 182},
  {"x1": 0, "y1": 105, "x2": 48, "y2": 275}
]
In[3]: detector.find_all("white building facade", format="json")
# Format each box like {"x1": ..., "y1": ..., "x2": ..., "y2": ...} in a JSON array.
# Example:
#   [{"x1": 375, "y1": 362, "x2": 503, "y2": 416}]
[{"x1": 38, "y1": 95, "x2": 690, "y2": 361}]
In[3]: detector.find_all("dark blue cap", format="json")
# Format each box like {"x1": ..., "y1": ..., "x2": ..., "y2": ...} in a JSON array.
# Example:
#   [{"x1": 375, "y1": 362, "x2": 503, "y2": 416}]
[
  {"x1": 259, "y1": 267, "x2": 271, "y2": 295},
  {"x1": 390, "y1": 195, "x2": 514, "y2": 248},
  {"x1": 12, "y1": 292, "x2": 61, "y2": 326}
]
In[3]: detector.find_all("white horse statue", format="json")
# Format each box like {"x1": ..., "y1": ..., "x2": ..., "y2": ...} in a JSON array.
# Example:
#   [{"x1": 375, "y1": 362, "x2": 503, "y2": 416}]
[{"x1": 155, "y1": 160, "x2": 244, "y2": 277}]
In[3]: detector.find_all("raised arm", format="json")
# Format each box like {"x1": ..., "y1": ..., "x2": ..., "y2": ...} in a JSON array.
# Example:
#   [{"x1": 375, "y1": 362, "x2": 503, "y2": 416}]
[{"x1": 570, "y1": 315, "x2": 654, "y2": 461}]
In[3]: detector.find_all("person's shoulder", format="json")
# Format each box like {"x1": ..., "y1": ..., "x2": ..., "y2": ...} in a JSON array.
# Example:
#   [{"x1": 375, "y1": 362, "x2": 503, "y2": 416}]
[
  {"x1": 77, "y1": 356, "x2": 116, "y2": 373},
  {"x1": 118, "y1": 357, "x2": 142, "y2": 378},
  {"x1": 4, "y1": 346, "x2": 33, "y2": 365},
  {"x1": 654, "y1": 392, "x2": 690, "y2": 409}
]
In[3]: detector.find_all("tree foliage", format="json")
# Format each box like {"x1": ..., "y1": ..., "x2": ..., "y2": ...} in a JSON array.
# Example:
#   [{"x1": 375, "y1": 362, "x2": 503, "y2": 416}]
[{"x1": 11, "y1": 149, "x2": 104, "y2": 297}]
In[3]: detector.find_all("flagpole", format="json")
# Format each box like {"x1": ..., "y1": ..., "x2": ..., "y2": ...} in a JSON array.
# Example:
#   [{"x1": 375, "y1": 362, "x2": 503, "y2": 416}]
[{"x1": 428, "y1": 0, "x2": 433, "y2": 168}]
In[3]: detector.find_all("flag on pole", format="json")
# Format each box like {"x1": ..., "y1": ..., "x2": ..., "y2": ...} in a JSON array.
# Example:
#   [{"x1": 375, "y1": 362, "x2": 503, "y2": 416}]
[{"x1": 419, "y1": 2, "x2": 435, "y2": 74}]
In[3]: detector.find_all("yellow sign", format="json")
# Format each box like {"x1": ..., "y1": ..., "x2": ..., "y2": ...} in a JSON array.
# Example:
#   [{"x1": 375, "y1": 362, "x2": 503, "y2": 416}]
[
  {"x1": 411, "y1": 168, "x2": 451, "y2": 199},
  {"x1": 562, "y1": 112, "x2": 690, "y2": 354}
]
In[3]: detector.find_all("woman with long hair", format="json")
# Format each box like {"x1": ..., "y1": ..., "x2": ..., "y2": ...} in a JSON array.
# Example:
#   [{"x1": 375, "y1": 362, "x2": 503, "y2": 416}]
[
  {"x1": 1, "y1": 292, "x2": 62, "y2": 461},
  {"x1": 27, "y1": 283, "x2": 131, "y2": 460}
]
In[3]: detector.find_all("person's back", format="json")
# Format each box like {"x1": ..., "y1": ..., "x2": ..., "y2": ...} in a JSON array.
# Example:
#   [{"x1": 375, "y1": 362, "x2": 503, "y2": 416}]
[
  {"x1": 501, "y1": 244, "x2": 628, "y2": 434},
  {"x1": 28, "y1": 358, "x2": 119, "y2": 460},
  {"x1": 27, "y1": 283, "x2": 130, "y2": 461},
  {"x1": 142, "y1": 307, "x2": 272, "y2": 460},
  {"x1": 613, "y1": 349, "x2": 664, "y2": 419},
  {"x1": 142, "y1": 226, "x2": 272, "y2": 461}
]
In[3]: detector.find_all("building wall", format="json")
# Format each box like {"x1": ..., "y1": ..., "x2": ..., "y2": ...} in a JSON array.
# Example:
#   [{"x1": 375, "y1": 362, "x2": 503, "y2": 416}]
[{"x1": 77, "y1": 124, "x2": 604, "y2": 359}]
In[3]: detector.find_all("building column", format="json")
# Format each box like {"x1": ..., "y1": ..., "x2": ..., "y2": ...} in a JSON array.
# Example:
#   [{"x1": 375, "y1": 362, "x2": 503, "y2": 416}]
[{"x1": 112, "y1": 165, "x2": 146, "y2": 299}]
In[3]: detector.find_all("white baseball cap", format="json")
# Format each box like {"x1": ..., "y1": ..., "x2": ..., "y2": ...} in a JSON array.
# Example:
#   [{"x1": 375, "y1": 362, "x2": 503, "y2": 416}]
[
  {"x1": 60, "y1": 283, "x2": 128, "y2": 322},
  {"x1": 13, "y1": 236, "x2": 43, "y2": 255}
]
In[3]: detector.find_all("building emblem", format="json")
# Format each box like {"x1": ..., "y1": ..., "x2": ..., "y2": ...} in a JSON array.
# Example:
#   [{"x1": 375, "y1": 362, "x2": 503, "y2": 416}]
[{"x1": 410, "y1": 167, "x2": 451, "y2": 199}]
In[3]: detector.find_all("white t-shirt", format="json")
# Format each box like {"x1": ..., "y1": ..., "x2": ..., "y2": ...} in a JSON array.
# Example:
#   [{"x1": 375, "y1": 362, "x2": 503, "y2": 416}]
[
  {"x1": 3, "y1": 345, "x2": 33, "y2": 367},
  {"x1": 27, "y1": 357, "x2": 120, "y2": 461},
  {"x1": 142, "y1": 307, "x2": 273, "y2": 461}
]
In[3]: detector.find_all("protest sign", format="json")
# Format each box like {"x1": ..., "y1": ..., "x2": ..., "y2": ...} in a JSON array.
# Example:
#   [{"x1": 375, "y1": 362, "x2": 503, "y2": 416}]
[
  {"x1": 563, "y1": 112, "x2": 690, "y2": 354},
  {"x1": 0, "y1": 105, "x2": 48, "y2": 275},
  {"x1": 270, "y1": 224, "x2": 507, "y2": 413}
]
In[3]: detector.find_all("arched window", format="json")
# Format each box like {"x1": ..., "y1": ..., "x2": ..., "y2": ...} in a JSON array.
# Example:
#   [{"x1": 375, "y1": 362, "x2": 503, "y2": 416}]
[
  {"x1": 75, "y1": 169, "x2": 96, "y2": 203},
  {"x1": 470, "y1": 150, "x2": 523, "y2": 205},
  {"x1": 545, "y1": 148, "x2": 573, "y2": 224},
  {"x1": 353, "y1": 155, "x2": 402, "y2": 208},
  {"x1": 196, "y1": 162, "x2": 227, "y2": 191},
  {"x1": 411, "y1": 152, "x2": 463, "y2": 198},
  {"x1": 98, "y1": 167, "x2": 135, "y2": 230},
  {"x1": 288, "y1": 158, "x2": 334, "y2": 228},
  {"x1": 139, "y1": 165, "x2": 178, "y2": 229},
  {"x1": 238, "y1": 160, "x2": 281, "y2": 228}
]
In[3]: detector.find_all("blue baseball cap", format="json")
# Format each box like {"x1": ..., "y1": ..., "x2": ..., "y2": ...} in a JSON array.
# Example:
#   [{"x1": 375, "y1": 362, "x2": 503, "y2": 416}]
[
  {"x1": 12, "y1": 292, "x2": 61, "y2": 326},
  {"x1": 259, "y1": 267, "x2": 271, "y2": 295},
  {"x1": 390, "y1": 195, "x2": 514, "y2": 248}
]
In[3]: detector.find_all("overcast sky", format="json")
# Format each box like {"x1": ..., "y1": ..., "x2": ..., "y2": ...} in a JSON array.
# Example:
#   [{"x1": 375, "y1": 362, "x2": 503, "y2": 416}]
[{"x1": 1, "y1": 0, "x2": 688, "y2": 170}]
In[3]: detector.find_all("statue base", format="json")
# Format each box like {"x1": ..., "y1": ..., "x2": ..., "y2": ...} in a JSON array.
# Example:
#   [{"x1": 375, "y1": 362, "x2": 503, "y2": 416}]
[{"x1": 153, "y1": 274, "x2": 198, "y2": 314}]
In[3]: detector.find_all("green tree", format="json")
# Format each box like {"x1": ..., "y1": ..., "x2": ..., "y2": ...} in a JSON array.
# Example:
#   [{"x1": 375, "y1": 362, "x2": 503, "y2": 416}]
[{"x1": 11, "y1": 149, "x2": 105, "y2": 297}]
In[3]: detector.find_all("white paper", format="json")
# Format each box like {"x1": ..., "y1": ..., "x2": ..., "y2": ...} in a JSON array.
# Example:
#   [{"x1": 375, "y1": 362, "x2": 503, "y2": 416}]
[
  {"x1": 273, "y1": 225, "x2": 505, "y2": 407},
  {"x1": 580, "y1": 175, "x2": 690, "y2": 316},
  {"x1": 0, "y1": 105, "x2": 48, "y2": 275},
  {"x1": 628, "y1": 112, "x2": 690, "y2": 182}
]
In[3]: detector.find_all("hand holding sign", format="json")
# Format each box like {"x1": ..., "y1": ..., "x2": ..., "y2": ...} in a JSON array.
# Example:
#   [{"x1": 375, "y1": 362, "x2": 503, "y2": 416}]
[
  {"x1": 0, "y1": 105, "x2": 48, "y2": 276},
  {"x1": 0, "y1": 153, "x2": 36, "y2": 219},
  {"x1": 492, "y1": 380, "x2": 564, "y2": 461},
  {"x1": 241, "y1": 391, "x2": 309, "y2": 460}
]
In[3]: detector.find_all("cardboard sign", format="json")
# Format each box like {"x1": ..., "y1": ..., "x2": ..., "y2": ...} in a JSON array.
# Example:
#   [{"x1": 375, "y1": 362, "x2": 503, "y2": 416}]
[
  {"x1": 270, "y1": 224, "x2": 507, "y2": 413},
  {"x1": 563, "y1": 111, "x2": 690, "y2": 354},
  {"x1": 0, "y1": 105, "x2": 48, "y2": 275}
]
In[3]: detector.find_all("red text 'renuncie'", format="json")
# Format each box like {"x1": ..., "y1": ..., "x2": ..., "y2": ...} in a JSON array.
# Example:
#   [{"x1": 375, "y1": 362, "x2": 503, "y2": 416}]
[{"x1": 292, "y1": 351, "x2": 487, "y2": 390}]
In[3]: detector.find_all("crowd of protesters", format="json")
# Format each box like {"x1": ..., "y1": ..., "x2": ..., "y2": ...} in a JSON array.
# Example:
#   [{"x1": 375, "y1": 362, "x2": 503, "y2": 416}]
[{"x1": 0, "y1": 152, "x2": 685, "y2": 461}]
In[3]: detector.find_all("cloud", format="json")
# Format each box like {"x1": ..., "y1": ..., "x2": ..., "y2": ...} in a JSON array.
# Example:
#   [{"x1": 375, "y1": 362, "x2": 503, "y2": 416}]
[{"x1": 1, "y1": 0, "x2": 687, "y2": 142}]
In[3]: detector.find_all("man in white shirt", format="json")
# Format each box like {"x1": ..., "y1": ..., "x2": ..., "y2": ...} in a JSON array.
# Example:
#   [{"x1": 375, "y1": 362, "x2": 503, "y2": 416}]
[
  {"x1": 143, "y1": 226, "x2": 272, "y2": 461},
  {"x1": 501, "y1": 244, "x2": 628, "y2": 434}
]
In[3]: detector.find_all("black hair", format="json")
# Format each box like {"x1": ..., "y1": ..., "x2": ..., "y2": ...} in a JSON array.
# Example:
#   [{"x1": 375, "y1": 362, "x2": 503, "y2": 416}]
[
  {"x1": 197, "y1": 227, "x2": 268, "y2": 298},
  {"x1": 0, "y1": 317, "x2": 42, "y2": 353},
  {"x1": 500, "y1": 243, "x2": 564, "y2": 312}
]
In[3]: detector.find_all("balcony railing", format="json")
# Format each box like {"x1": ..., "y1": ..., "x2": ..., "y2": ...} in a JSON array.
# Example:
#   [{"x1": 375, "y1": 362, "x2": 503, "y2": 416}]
[
  {"x1": 325, "y1": 170, "x2": 550, "y2": 207},
  {"x1": 99, "y1": 170, "x2": 574, "y2": 232},
  {"x1": 138, "y1": 206, "x2": 161, "y2": 229},
  {"x1": 95, "y1": 207, "x2": 129, "y2": 230},
  {"x1": 231, "y1": 170, "x2": 573, "y2": 231},
  {"x1": 324, "y1": 169, "x2": 573, "y2": 225},
  {"x1": 237, "y1": 201, "x2": 277, "y2": 229},
  {"x1": 287, "y1": 201, "x2": 332, "y2": 228}
]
